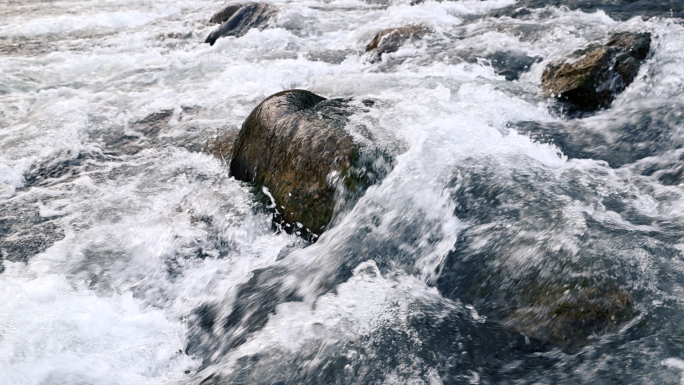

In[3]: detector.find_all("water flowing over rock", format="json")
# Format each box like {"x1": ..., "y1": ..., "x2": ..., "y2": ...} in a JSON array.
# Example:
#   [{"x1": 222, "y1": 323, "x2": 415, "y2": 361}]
[
  {"x1": 506, "y1": 284, "x2": 634, "y2": 349},
  {"x1": 203, "y1": 130, "x2": 237, "y2": 164},
  {"x1": 131, "y1": 109, "x2": 174, "y2": 138},
  {"x1": 541, "y1": 31, "x2": 651, "y2": 113},
  {"x1": 223, "y1": 89, "x2": 399, "y2": 240},
  {"x1": 488, "y1": 0, "x2": 684, "y2": 21},
  {"x1": 204, "y1": 3, "x2": 275, "y2": 46},
  {"x1": 435, "y1": 159, "x2": 642, "y2": 350},
  {"x1": 512, "y1": 103, "x2": 684, "y2": 168},
  {"x1": 364, "y1": 25, "x2": 430, "y2": 64}
]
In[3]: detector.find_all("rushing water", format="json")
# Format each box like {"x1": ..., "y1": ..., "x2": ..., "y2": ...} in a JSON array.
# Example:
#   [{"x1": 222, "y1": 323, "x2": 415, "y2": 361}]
[{"x1": 2, "y1": 0, "x2": 684, "y2": 383}]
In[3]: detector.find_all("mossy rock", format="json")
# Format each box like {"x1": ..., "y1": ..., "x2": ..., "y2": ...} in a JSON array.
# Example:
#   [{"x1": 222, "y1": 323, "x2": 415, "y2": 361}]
[
  {"x1": 541, "y1": 32, "x2": 651, "y2": 113},
  {"x1": 505, "y1": 281, "x2": 634, "y2": 351}
]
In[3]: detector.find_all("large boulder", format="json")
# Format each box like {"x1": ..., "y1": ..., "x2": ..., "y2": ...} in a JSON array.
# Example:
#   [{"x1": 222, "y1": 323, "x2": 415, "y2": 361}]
[
  {"x1": 223, "y1": 89, "x2": 398, "y2": 240},
  {"x1": 204, "y1": 3, "x2": 275, "y2": 46},
  {"x1": 541, "y1": 31, "x2": 651, "y2": 113},
  {"x1": 364, "y1": 25, "x2": 430, "y2": 64}
]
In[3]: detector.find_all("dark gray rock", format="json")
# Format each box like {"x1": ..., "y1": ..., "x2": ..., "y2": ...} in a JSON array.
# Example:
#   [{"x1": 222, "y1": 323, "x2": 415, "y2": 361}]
[
  {"x1": 209, "y1": 4, "x2": 243, "y2": 24},
  {"x1": 25, "y1": 149, "x2": 108, "y2": 186},
  {"x1": 0, "y1": 194, "x2": 66, "y2": 271},
  {"x1": 541, "y1": 32, "x2": 651, "y2": 113},
  {"x1": 204, "y1": 3, "x2": 275, "y2": 46},
  {"x1": 456, "y1": 49, "x2": 542, "y2": 81},
  {"x1": 512, "y1": 104, "x2": 684, "y2": 168},
  {"x1": 482, "y1": 51, "x2": 542, "y2": 81}
]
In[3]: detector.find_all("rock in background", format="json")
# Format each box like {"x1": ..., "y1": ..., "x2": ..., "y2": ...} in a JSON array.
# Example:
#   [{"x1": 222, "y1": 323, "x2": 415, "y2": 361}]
[
  {"x1": 541, "y1": 32, "x2": 651, "y2": 113},
  {"x1": 205, "y1": 3, "x2": 276, "y2": 46},
  {"x1": 364, "y1": 25, "x2": 430, "y2": 64}
]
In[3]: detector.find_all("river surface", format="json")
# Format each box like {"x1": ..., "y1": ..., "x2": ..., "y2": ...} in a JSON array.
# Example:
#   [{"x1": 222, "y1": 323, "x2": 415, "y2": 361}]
[{"x1": 2, "y1": 0, "x2": 684, "y2": 384}]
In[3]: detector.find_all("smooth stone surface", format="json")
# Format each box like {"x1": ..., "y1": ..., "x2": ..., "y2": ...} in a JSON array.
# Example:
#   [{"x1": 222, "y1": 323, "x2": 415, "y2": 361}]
[
  {"x1": 209, "y1": 3, "x2": 243, "y2": 24},
  {"x1": 205, "y1": 3, "x2": 275, "y2": 46}
]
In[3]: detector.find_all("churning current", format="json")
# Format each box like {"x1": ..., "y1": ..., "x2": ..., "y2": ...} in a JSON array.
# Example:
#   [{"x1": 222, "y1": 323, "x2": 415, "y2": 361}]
[{"x1": 2, "y1": 0, "x2": 684, "y2": 383}]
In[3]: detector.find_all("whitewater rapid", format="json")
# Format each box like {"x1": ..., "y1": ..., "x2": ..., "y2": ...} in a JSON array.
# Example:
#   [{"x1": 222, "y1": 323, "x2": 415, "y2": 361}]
[{"x1": 2, "y1": 0, "x2": 684, "y2": 383}]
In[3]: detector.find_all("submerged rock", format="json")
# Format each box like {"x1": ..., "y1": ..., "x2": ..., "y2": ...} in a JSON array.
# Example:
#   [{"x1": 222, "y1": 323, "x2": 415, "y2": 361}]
[
  {"x1": 0, "y1": 178, "x2": 70, "y2": 268},
  {"x1": 204, "y1": 3, "x2": 275, "y2": 46},
  {"x1": 364, "y1": 25, "x2": 430, "y2": 64},
  {"x1": 220, "y1": 89, "x2": 397, "y2": 239},
  {"x1": 435, "y1": 160, "x2": 643, "y2": 350},
  {"x1": 131, "y1": 109, "x2": 174, "y2": 138},
  {"x1": 505, "y1": 283, "x2": 634, "y2": 350},
  {"x1": 541, "y1": 32, "x2": 651, "y2": 113},
  {"x1": 197, "y1": 295, "x2": 552, "y2": 384},
  {"x1": 437, "y1": 236, "x2": 636, "y2": 351},
  {"x1": 455, "y1": 49, "x2": 542, "y2": 81}
]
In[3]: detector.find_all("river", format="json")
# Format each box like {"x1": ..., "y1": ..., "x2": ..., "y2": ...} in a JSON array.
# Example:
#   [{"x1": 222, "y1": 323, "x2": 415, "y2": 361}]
[{"x1": 1, "y1": 0, "x2": 684, "y2": 383}]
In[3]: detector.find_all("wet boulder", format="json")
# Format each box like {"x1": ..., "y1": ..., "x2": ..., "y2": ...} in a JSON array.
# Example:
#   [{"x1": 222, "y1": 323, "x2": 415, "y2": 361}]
[
  {"x1": 209, "y1": 4, "x2": 243, "y2": 24},
  {"x1": 541, "y1": 31, "x2": 651, "y2": 113},
  {"x1": 205, "y1": 3, "x2": 275, "y2": 46},
  {"x1": 364, "y1": 25, "x2": 430, "y2": 64},
  {"x1": 221, "y1": 89, "x2": 398, "y2": 239}
]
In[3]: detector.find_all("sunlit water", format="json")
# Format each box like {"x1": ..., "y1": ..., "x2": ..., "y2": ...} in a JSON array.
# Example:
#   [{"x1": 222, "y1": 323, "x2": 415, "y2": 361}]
[{"x1": 2, "y1": 0, "x2": 684, "y2": 383}]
